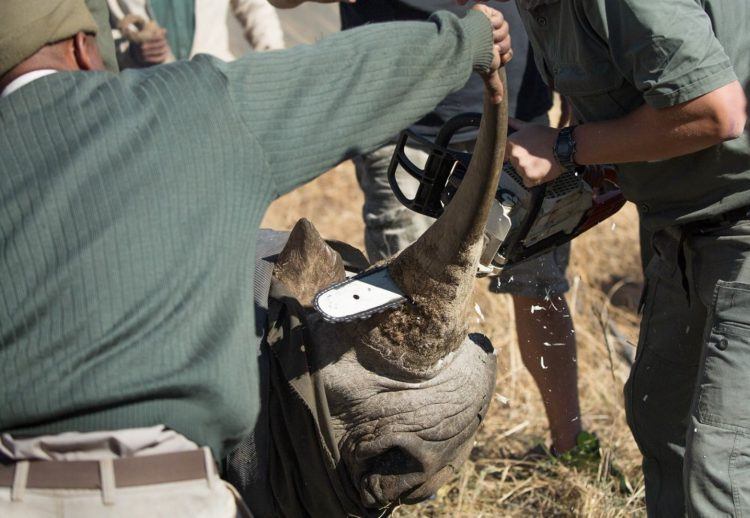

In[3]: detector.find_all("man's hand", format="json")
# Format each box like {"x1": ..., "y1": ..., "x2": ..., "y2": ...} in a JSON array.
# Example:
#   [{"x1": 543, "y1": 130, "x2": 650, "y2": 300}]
[
  {"x1": 470, "y1": 4, "x2": 512, "y2": 104},
  {"x1": 136, "y1": 28, "x2": 173, "y2": 65},
  {"x1": 506, "y1": 118, "x2": 564, "y2": 187}
]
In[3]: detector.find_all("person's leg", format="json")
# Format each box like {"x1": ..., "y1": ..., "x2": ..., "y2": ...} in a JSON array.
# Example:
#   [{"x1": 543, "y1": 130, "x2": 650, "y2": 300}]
[
  {"x1": 493, "y1": 244, "x2": 580, "y2": 453},
  {"x1": 623, "y1": 228, "x2": 706, "y2": 517},
  {"x1": 639, "y1": 218, "x2": 654, "y2": 275},
  {"x1": 354, "y1": 143, "x2": 433, "y2": 263},
  {"x1": 683, "y1": 219, "x2": 750, "y2": 516},
  {"x1": 513, "y1": 292, "x2": 580, "y2": 452}
]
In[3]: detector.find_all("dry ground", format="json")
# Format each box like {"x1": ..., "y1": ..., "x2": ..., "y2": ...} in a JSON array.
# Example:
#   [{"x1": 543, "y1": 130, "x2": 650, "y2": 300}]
[{"x1": 262, "y1": 161, "x2": 647, "y2": 517}]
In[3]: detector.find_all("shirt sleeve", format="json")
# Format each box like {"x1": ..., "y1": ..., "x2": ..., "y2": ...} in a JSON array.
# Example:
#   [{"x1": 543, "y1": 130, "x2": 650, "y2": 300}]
[
  {"x1": 211, "y1": 10, "x2": 494, "y2": 197},
  {"x1": 584, "y1": 0, "x2": 737, "y2": 109}
]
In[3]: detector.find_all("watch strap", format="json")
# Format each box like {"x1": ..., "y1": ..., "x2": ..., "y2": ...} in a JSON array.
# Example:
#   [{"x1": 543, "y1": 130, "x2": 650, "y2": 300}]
[{"x1": 553, "y1": 125, "x2": 578, "y2": 170}]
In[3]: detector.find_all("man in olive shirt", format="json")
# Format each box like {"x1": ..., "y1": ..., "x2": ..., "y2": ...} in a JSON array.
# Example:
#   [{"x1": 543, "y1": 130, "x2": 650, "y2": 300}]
[{"x1": 473, "y1": 0, "x2": 748, "y2": 515}]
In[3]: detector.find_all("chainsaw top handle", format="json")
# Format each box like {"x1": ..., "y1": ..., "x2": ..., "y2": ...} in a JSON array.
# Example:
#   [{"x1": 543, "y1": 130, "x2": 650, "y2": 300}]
[{"x1": 387, "y1": 114, "x2": 519, "y2": 219}]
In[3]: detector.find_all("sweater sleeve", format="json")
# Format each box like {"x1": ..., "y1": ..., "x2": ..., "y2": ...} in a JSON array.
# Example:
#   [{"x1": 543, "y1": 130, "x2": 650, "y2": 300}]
[{"x1": 213, "y1": 10, "x2": 493, "y2": 197}]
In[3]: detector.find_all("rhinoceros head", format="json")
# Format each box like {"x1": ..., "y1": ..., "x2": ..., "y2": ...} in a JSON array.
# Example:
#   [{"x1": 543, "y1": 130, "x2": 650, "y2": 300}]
[{"x1": 271, "y1": 79, "x2": 508, "y2": 510}]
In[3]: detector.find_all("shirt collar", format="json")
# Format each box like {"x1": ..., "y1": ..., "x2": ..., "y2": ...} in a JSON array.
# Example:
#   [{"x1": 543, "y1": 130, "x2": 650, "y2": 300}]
[{"x1": 1, "y1": 69, "x2": 58, "y2": 98}]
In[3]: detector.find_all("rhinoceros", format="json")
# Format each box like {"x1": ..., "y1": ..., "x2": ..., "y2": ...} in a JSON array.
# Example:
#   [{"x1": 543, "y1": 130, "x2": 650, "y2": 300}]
[{"x1": 227, "y1": 82, "x2": 509, "y2": 517}]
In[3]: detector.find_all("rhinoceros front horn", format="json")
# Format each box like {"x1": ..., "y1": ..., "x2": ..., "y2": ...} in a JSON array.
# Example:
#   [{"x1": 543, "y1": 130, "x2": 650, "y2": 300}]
[{"x1": 346, "y1": 72, "x2": 509, "y2": 377}]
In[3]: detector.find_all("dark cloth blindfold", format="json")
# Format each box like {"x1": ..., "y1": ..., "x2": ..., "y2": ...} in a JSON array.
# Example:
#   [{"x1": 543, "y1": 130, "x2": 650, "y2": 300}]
[{"x1": 264, "y1": 281, "x2": 381, "y2": 517}]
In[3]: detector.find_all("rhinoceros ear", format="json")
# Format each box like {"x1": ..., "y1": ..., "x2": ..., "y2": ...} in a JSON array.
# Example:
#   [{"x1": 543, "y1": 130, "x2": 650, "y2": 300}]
[{"x1": 272, "y1": 218, "x2": 347, "y2": 307}]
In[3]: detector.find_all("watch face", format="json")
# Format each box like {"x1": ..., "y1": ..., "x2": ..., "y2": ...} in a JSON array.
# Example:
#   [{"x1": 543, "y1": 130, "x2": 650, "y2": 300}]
[
  {"x1": 558, "y1": 141, "x2": 572, "y2": 155},
  {"x1": 554, "y1": 128, "x2": 576, "y2": 168}
]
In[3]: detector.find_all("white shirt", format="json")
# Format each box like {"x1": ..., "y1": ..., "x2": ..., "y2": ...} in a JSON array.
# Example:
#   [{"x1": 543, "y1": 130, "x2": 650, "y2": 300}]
[
  {"x1": 106, "y1": 0, "x2": 284, "y2": 64},
  {"x1": 1, "y1": 69, "x2": 58, "y2": 98}
]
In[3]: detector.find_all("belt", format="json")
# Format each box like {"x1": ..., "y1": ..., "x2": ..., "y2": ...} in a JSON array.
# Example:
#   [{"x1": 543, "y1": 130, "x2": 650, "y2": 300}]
[
  {"x1": 673, "y1": 205, "x2": 750, "y2": 305},
  {"x1": 0, "y1": 449, "x2": 211, "y2": 490},
  {"x1": 684, "y1": 205, "x2": 750, "y2": 234}
]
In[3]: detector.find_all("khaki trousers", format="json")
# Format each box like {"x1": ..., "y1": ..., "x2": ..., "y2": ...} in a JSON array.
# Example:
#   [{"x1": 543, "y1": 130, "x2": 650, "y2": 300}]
[
  {"x1": 0, "y1": 477, "x2": 242, "y2": 518},
  {"x1": 0, "y1": 427, "x2": 250, "y2": 517}
]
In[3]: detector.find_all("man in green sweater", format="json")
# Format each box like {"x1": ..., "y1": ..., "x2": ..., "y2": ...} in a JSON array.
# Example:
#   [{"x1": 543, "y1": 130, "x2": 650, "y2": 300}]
[{"x1": 0, "y1": 0, "x2": 510, "y2": 515}]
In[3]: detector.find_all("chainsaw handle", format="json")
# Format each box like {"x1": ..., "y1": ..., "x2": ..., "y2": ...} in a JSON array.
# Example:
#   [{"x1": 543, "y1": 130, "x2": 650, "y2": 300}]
[
  {"x1": 387, "y1": 130, "x2": 457, "y2": 218},
  {"x1": 582, "y1": 164, "x2": 620, "y2": 189},
  {"x1": 434, "y1": 112, "x2": 517, "y2": 150},
  {"x1": 387, "y1": 131, "x2": 427, "y2": 214},
  {"x1": 386, "y1": 112, "x2": 517, "y2": 219},
  {"x1": 434, "y1": 113, "x2": 481, "y2": 148}
]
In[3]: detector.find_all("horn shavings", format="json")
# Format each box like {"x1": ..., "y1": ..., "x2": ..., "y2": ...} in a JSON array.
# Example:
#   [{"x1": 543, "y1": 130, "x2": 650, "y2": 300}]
[{"x1": 475, "y1": 303, "x2": 486, "y2": 323}]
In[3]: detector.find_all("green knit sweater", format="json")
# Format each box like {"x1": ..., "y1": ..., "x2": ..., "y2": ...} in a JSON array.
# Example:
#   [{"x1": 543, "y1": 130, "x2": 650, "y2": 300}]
[{"x1": 0, "y1": 11, "x2": 493, "y2": 459}]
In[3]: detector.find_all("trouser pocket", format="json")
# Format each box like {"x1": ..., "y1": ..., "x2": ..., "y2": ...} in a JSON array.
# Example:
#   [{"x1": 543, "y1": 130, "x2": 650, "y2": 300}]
[
  {"x1": 688, "y1": 281, "x2": 750, "y2": 517},
  {"x1": 695, "y1": 281, "x2": 750, "y2": 430}
]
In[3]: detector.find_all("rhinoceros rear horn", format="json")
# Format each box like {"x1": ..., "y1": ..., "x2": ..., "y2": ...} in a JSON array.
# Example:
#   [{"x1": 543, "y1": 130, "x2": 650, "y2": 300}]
[
  {"x1": 344, "y1": 72, "x2": 510, "y2": 376},
  {"x1": 272, "y1": 218, "x2": 347, "y2": 307}
]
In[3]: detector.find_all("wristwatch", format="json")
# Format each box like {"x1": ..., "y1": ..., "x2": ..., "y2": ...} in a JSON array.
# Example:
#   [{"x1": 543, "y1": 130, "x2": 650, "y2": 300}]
[{"x1": 553, "y1": 125, "x2": 579, "y2": 171}]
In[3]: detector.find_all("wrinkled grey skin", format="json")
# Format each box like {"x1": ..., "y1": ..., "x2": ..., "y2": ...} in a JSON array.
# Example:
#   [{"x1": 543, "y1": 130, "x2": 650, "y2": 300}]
[
  {"x1": 310, "y1": 319, "x2": 496, "y2": 507},
  {"x1": 270, "y1": 222, "x2": 498, "y2": 509}
]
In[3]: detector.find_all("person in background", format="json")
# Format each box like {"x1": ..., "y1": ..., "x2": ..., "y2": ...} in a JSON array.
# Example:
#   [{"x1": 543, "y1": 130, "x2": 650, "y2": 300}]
[
  {"x1": 271, "y1": 0, "x2": 589, "y2": 458},
  {"x1": 107, "y1": 0, "x2": 284, "y2": 68}
]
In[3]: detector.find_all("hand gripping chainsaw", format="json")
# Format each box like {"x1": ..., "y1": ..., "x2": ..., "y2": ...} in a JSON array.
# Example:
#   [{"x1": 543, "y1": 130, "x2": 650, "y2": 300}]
[{"x1": 387, "y1": 113, "x2": 626, "y2": 276}]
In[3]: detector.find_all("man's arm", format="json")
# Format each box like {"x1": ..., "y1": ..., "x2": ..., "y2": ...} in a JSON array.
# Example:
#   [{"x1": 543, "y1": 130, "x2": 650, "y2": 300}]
[
  {"x1": 575, "y1": 82, "x2": 746, "y2": 165},
  {"x1": 216, "y1": 8, "x2": 508, "y2": 196},
  {"x1": 507, "y1": 0, "x2": 747, "y2": 186},
  {"x1": 508, "y1": 81, "x2": 747, "y2": 186}
]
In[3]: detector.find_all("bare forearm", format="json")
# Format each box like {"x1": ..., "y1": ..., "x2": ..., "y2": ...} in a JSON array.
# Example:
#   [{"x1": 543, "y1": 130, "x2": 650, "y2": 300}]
[
  {"x1": 507, "y1": 81, "x2": 746, "y2": 187},
  {"x1": 575, "y1": 81, "x2": 747, "y2": 166}
]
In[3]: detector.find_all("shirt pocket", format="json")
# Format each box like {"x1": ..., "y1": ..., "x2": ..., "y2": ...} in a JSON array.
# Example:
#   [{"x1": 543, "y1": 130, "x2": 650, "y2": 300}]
[
  {"x1": 696, "y1": 281, "x2": 750, "y2": 431},
  {"x1": 553, "y1": 60, "x2": 623, "y2": 96},
  {"x1": 549, "y1": 59, "x2": 635, "y2": 121}
]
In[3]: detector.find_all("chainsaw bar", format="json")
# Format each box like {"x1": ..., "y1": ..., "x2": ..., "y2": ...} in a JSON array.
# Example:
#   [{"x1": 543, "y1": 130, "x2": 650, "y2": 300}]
[{"x1": 313, "y1": 266, "x2": 408, "y2": 323}]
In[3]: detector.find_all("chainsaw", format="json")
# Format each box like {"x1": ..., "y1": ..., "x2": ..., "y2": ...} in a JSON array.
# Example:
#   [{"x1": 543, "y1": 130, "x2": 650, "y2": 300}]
[
  {"x1": 387, "y1": 113, "x2": 626, "y2": 276},
  {"x1": 313, "y1": 114, "x2": 625, "y2": 323}
]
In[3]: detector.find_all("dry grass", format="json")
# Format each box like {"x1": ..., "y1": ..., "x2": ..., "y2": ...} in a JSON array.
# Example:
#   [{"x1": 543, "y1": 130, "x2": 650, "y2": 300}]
[{"x1": 262, "y1": 162, "x2": 647, "y2": 517}]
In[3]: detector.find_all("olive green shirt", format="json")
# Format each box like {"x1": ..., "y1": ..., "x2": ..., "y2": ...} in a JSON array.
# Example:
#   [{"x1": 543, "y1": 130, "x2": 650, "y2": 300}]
[{"x1": 517, "y1": 0, "x2": 750, "y2": 229}]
